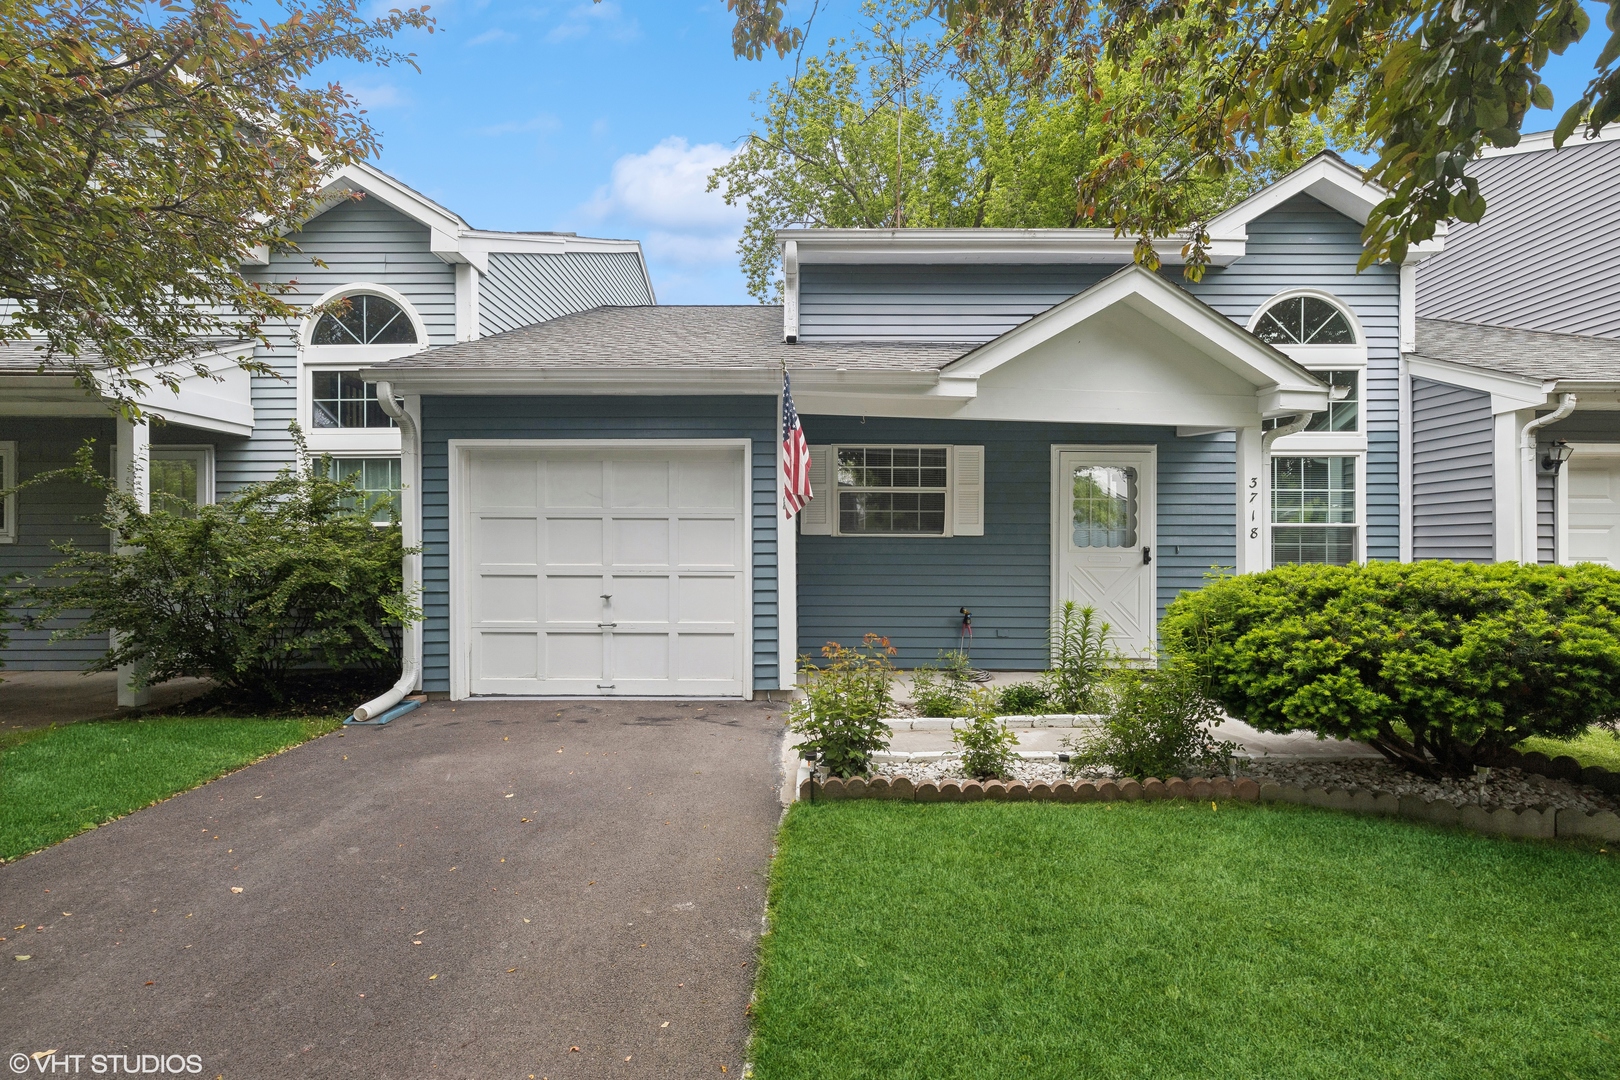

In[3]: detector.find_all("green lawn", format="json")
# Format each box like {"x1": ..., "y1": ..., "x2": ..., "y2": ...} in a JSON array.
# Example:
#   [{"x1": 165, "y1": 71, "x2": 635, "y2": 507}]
[
  {"x1": 0, "y1": 715, "x2": 338, "y2": 862},
  {"x1": 1521, "y1": 726, "x2": 1620, "y2": 772},
  {"x1": 752, "y1": 801, "x2": 1619, "y2": 1080}
]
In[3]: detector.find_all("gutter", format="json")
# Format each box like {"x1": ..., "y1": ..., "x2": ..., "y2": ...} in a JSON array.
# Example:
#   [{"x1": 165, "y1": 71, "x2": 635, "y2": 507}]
[
  {"x1": 1519, "y1": 393, "x2": 1577, "y2": 564},
  {"x1": 351, "y1": 379, "x2": 422, "y2": 722}
]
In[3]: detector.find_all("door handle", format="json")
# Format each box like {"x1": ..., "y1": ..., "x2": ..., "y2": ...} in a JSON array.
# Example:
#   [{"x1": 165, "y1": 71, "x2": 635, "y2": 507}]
[
  {"x1": 600, "y1": 593, "x2": 612, "y2": 601},
  {"x1": 1142, "y1": 546, "x2": 1152, "y2": 565},
  {"x1": 598, "y1": 621, "x2": 617, "y2": 629}
]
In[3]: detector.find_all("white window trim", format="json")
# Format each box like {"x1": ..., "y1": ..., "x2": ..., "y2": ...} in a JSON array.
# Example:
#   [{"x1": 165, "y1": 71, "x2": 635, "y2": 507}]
[
  {"x1": 1247, "y1": 288, "x2": 1369, "y2": 368},
  {"x1": 150, "y1": 445, "x2": 216, "y2": 508},
  {"x1": 298, "y1": 282, "x2": 428, "y2": 454},
  {"x1": 1267, "y1": 449, "x2": 1367, "y2": 567},
  {"x1": 828, "y1": 443, "x2": 954, "y2": 538},
  {"x1": 0, "y1": 441, "x2": 15, "y2": 543}
]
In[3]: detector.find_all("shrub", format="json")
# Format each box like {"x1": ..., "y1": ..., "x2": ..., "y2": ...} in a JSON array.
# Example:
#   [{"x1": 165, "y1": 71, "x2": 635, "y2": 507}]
[
  {"x1": 953, "y1": 688, "x2": 1019, "y2": 780},
  {"x1": 1161, "y1": 561, "x2": 1620, "y2": 778},
  {"x1": 910, "y1": 650, "x2": 975, "y2": 717},
  {"x1": 996, "y1": 680, "x2": 1052, "y2": 715},
  {"x1": 15, "y1": 433, "x2": 419, "y2": 702},
  {"x1": 1065, "y1": 659, "x2": 1237, "y2": 780},
  {"x1": 789, "y1": 635, "x2": 897, "y2": 778},
  {"x1": 1042, "y1": 601, "x2": 1112, "y2": 713}
]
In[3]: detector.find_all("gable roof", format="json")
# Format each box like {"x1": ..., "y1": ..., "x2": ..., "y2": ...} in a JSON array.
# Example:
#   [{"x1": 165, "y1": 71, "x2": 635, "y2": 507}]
[
  {"x1": 1416, "y1": 132, "x2": 1620, "y2": 338},
  {"x1": 1411, "y1": 318, "x2": 1620, "y2": 384},
  {"x1": 939, "y1": 264, "x2": 1328, "y2": 415}
]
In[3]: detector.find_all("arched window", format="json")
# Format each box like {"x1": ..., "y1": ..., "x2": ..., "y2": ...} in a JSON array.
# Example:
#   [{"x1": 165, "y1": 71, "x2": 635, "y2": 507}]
[
  {"x1": 312, "y1": 293, "x2": 419, "y2": 346},
  {"x1": 1252, "y1": 295, "x2": 1355, "y2": 346}
]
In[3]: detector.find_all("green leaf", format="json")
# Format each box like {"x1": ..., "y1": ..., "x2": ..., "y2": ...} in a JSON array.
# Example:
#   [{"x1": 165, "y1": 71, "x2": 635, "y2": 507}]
[
  {"x1": 1554, "y1": 102, "x2": 1585, "y2": 147},
  {"x1": 1531, "y1": 82, "x2": 1555, "y2": 110}
]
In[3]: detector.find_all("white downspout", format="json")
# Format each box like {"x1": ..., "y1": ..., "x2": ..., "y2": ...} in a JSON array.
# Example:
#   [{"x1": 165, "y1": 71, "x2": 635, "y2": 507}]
[
  {"x1": 352, "y1": 379, "x2": 421, "y2": 721},
  {"x1": 1519, "y1": 393, "x2": 1577, "y2": 565}
]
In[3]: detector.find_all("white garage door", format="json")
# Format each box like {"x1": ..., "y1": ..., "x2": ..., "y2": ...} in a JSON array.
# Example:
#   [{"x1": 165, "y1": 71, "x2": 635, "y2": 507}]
[
  {"x1": 1567, "y1": 453, "x2": 1620, "y2": 566},
  {"x1": 462, "y1": 445, "x2": 749, "y2": 696}
]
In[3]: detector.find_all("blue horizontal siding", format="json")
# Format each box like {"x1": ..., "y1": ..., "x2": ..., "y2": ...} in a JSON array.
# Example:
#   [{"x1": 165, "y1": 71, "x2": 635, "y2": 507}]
[
  {"x1": 797, "y1": 417, "x2": 1235, "y2": 669},
  {"x1": 0, "y1": 419, "x2": 115, "y2": 669},
  {"x1": 418, "y1": 395, "x2": 779, "y2": 694}
]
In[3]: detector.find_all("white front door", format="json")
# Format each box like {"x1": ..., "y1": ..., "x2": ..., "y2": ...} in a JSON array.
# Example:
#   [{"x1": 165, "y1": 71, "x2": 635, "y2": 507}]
[
  {"x1": 462, "y1": 445, "x2": 748, "y2": 697},
  {"x1": 1566, "y1": 452, "x2": 1620, "y2": 565},
  {"x1": 1053, "y1": 448, "x2": 1156, "y2": 657}
]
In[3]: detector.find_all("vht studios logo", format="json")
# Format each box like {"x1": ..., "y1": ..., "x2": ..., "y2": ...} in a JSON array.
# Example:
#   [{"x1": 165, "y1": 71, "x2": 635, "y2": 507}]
[{"x1": 10, "y1": 1053, "x2": 203, "y2": 1075}]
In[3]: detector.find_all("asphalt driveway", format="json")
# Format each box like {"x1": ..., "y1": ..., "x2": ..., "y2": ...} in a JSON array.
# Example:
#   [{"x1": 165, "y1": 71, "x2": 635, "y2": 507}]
[{"x1": 1, "y1": 698, "x2": 787, "y2": 1079}]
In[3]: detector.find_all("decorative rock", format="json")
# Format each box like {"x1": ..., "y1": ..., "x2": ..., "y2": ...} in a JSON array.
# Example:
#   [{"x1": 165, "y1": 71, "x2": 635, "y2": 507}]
[
  {"x1": 866, "y1": 777, "x2": 891, "y2": 799},
  {"x1": 1190, "y1": 779, "x2": 1214, "y2": 801},
  {"x1": 1097, "y1": 781, "x2": 1120, "y2": 802},
  {"x1": 845, "y1": 777, "x2": 868, "y2": 799},
  {"x1": 1143, "y1": 778, "x2": 1166, "y2": 801},
  {"x1": 1166, "y1": 778, "x2": 1192, "y2": 800},
  {"x1": 1052, "y1": 782, "x2": 1077, "y2": 803},
  {"x1": 1030, "y1": 783, "x2": 1053, "y2": 801},
  {"x1": 1211, "y1": 778, "x2": 1235, "y2": 800},
  {"x1": 1075, "y1": 782, "x2": 1099, "y2": 803},
  {"x1": 939, "y1": 781, "x2": 963, "y2": 802},
  {"x1": 914, "y1": 781, "x2": 941, "y2": 803},
  {"x1": 1521, "y1": 751, "x2": 1554, "y2": 775},
  {"x1": 961, "y1": 781, "x2": 985, "y2": 802},
  {"x1": 1005, "y1": 783, "x2": 1031, "y2": 802},
  {"x1": 1118, "y1": 779, "x2": 1143, "y2": 802},
  {"x1": 1551, "y1": 755, "x2": 1585, "y2": 782},
  {"x1": 1236, "y1": 779, "x2": 1261, "y2": 802},
  {"x1": 890, "y1": 776, "x2": 916, "y2": 800},
  {"x1": 983, "y1": 782, "x2": 1007, "y2": 801}
]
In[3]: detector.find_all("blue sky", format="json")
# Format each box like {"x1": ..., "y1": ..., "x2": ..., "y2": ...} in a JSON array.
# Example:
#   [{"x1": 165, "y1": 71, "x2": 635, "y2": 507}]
[{"x1": 329, "y1": 1, "x2": 1612, "y2": 305}]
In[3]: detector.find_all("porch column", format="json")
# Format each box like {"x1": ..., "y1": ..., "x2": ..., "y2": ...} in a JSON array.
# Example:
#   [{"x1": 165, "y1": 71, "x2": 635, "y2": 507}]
[
  {"x1": 1235, "y1": 425, "x2": 1265, "y2": 573},
  {"x1": 114, "y1": 414, "x2": 150, "y2": 708}
]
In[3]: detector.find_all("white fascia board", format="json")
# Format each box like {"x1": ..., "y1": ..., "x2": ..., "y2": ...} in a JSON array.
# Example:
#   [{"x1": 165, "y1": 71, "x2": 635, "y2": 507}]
[
  {"x1": 1405, "y1": 353, "x2": 1553, "y2": 412},
  {"x1": 1479, "y1": 125, "x2": 1620, "y2": 158},
  {"x1": 334, "y1": 162, "x2": 469, "y2": 236},
  {"x1": 355, "y1": 367, "x2": 941, "y2": 398},
  {"x1": 944, "y1": 264, "x2": 1325, "y2": 396},
  {"x1": 781, "y1": 228, "x2": 1245, "y2": 267}
]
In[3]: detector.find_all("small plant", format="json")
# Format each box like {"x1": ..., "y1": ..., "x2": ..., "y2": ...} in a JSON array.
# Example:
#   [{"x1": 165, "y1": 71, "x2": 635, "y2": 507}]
[
  {"x1": 789, "y1": 634, "x2": 897, "y2": 778},
  {"x1": 996, "y1": 681, "x2": 1052, "y2": 715},
  {"x1": 953, "y1": 688, "x2": 1019, "y2": 780},
  {"x1": 1065, "y1": 659, "x2": 1238, "y2": 780},
  {"x1": 910, "y1": 650, "x2": 975, "y2": 717},
  {"x1": 1043, "y1": 601, "x2": 1112, "y2": 713}
]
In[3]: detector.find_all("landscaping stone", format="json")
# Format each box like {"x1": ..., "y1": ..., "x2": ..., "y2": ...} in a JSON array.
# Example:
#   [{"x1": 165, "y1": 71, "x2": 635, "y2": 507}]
[
  {"x1": 1235, "y1": 779, "x2": 1261, "y2": 801},
  {"x1": 915, "y1": 781, "x2": 941, "y2": 803},
  {"x1": 1029, "y1": 783, "x2": 1053, "y2": 800},
  {"x1": 845, "y1": 777, "x2": 868, "y2": 799},
  {"x1": 890, "y1": 777, "x2": 915, "y2": 800},
  {"x1": 1245, "y1": 757, "x2": 1616, "y2": 813},
  {"x1": 1166, "y1": 778, "x2": 1192, "y2": 800},
  {"x1": 1006, "y1": 783, "x2": 1031, "y2": 802},
  {"x1": 1143, "y1": 778, "x2": 1166, "y2": 801},
  {"x1": 939, "y1": 781, "x2": 962, "y2": 801},
  {"x1": 1052, "y1": 782, "x2": 1076, "y2": 803},
  {"x1": 1558, "y1": 809, "x2": 1620, "y2": 841},
  {"x1": 866, "y1": 777, "x2": 891, "y2": 799},
  {"x1": 983, "y1": 781, "x2": 1007, "y2": 801},
  {"x1": 1118, "y1": 779, "x2": 1143, "y2": 801},
  {"x1": 1191, "y1": 779, "x2": 1214, "y2": 801},
  {"x1": 1211, "y1": 778, "x2": 1235, "y2": 800},
  {"x1": 1097, "y1": 781, "x2": 1120, "y2": 802},
  {"x1": 1075, "y1": 782, "x2": 1098, "y2": 803},
  {"x1": 961, "y1": 781, "x2": 985, "y2": 802}
]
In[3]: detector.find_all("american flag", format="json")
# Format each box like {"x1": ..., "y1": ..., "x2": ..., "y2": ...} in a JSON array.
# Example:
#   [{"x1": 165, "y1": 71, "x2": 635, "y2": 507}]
[{"x1": 782, "y1": 370, "x2": 813, "y2": 518}]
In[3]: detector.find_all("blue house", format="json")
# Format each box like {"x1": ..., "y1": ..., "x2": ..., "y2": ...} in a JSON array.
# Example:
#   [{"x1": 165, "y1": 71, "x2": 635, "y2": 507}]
[
  {"x1": 357, "y1": 154, "x2": 1440, "y2": 701},
  {"x1": 0, "y1": 163, "x2": 655, "y2": 698}
]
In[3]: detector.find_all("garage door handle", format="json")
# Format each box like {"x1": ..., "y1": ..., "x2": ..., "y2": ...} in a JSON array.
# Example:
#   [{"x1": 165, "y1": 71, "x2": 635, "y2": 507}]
[
  {"x1": 600, "y1": 593, "x2": 612, "y2": 600},
  {"x1": 599, "y1": 621, "x2": 617, "y2": 628}
]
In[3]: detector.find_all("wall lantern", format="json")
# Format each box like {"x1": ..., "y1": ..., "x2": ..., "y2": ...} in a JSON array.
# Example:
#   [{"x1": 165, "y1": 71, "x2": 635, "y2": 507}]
[{"x1": 1541, "y1": 440, "x2": 1574, "y2": 473}]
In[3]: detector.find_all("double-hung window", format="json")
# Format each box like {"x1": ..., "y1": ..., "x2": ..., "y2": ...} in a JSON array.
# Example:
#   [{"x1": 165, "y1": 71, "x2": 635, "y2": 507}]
[
  {"x1": 321, "y1": 457, "x2": 403, "y2": 524},
  {"x1": 1252, "y1": 291, "x2": 1367, "y2": 566},
  {"x1": 836, "y1": 447, "x2": 949, "y2": 535},
  {"x1": 0, "y1": 441, "x2": 15, "y2": 543}
]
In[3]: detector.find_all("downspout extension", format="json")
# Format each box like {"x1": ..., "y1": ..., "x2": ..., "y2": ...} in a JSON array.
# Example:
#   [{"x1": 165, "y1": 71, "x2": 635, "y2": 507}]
[
  {"x1": 1519, "y1": 392, "x2": 1577, "y2": 564},
  {"x1": 352, "y1": 380, "x2": 421, "y2": 722},
  {"x1": 1261, "y1": 413, "x2": 1313, "y2": 451}
]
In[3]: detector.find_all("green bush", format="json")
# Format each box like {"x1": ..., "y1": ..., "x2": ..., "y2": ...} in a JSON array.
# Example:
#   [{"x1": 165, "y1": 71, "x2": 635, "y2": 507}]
[
  {"x1": 1064, "y1": 660, "x2": 1237, "y2": 780},
  {"x1": 1161, "y1": 561, "x2": 1620, "y2": 777},
  {"x1": 953, "y1": 688, "x2": 1020, "y2": 780},
  {"x1": 910, "y1": 650, "x2": 975, "y2": 717},
  {"x1": 1042, "y1": 601, "x2": 1111, "y2": 713},
  {"x1": 789, "y1": 635, "x2": 897, "y2": 778},
  {"x1": 996, "y1": 680, "x2": 1052, "y2": 715},
  {"x1": 16, "y1": 433, "x2": 419, "y2": 701}
]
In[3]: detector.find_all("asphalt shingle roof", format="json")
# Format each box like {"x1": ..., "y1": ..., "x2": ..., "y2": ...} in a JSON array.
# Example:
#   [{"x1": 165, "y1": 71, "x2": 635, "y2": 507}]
[
  {"x1": 367, "y1": 305, "x2": 972, "y2": 372},
  {"x1": 1411, "y1": 317, "x2": 1620, "y2": 382}
]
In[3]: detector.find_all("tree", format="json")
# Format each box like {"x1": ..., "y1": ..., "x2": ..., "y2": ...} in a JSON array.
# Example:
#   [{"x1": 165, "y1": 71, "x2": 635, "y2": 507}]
[
  {"x1": 0, "y1": 0, "x2": 433, "y2": 413},
  {"x1": 710, "y1": 1, "x2": 1357, "y2": 298},
  {"x1": 720, "y1": 0, "x2": 1607, "y2": 270}
]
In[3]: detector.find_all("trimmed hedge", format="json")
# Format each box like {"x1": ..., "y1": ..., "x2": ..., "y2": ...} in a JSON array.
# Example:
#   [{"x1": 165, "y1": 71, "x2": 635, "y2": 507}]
[{"x1": 1161, "y1": 561, "x2": 1620, "y2": 777}]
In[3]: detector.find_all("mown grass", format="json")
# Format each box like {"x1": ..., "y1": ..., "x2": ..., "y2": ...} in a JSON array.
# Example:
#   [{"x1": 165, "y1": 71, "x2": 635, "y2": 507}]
[
  {"x1": 0, "y1": 714, "x2": 338, "y2": 862},
  {"x1": 752, "y1": 800, "x2": 1620, "y2": 1080},
  {"x1": 1521, "y1": 726, "x2": 1620, "y2": 772}
]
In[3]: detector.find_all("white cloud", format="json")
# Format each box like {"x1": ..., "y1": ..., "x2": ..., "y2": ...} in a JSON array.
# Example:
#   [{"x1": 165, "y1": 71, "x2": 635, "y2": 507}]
[
  {"x1": 575, "y1": 136, "x2": 748, "y2": 302},
  {"x1": 546, "y1": 1, "x2": 639, "y2": 43},
  {"x1": 466, "y1": 26, "x2": 517, "y2": 46},
  {"x1": 344, "y1": 81, "x2": 408, "y2": 109}
]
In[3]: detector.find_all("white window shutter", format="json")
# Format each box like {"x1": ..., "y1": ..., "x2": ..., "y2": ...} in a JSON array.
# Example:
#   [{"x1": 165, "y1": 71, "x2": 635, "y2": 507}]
[
  {"x1": 952, "y1": 445, "x2": 985, "y2": 536},
  {"x1": 799, "y1": 445, "x2": 833, "y2": 534}
]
